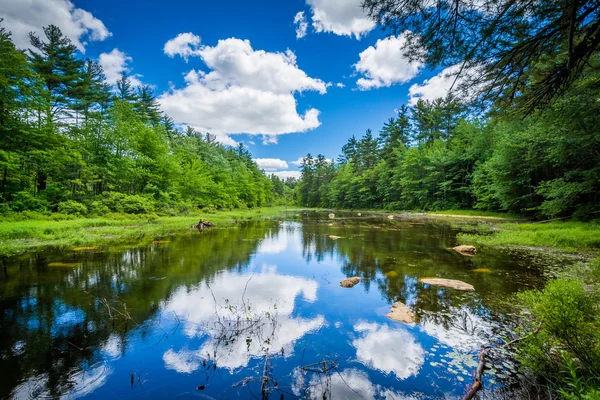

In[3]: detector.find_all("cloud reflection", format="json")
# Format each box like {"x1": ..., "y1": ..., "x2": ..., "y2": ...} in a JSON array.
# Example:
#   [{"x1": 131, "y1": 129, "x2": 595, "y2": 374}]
[
  {"x1": 162, "y1": 266, "x2": 324, "y2": 371},
  {"x1": 352, "y1": 322, "x2": 424, "y2": 379}
]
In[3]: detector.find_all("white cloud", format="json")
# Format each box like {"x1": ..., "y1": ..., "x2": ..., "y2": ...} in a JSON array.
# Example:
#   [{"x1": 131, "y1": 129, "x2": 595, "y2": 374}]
[
  {"x1": 254, "y1": 158, "x2": 289, "y2": 171},
  {"x1": 352, "y1": 322, "x2": 424, "y2": 379},
  {"x1": 408, "y1": 64, "x2": 480, "y2": 105},
  {"x1": 162, "y1": 267, "x2": 324, "y2": 370},
  {"x1": 159, "y1": 37, "x2": 327, "y2": 142},
  {"x1": 98, "y1": 48, "x2": 142, "y2": 87},
  {"x1": 290, "y1": 157, "x2": 306, "y2": 166},
  {"x1": 290, "y1": 156, "x2": 332, "y2": 166},
  {"x1": 294, "y1": 11, "x2": 308, "y2": 39},
  {"x1": 336, "y1": 82, "x2": 345, "y2": 88},
  {"x1": 164, "y1": 32, "x2": 201, "y2": 61},
  {"x1": 355, "y1": 34, "x2": 423, "y2": 90},
  {"x1": 269, "y1": 171, "x2": 302, "y2": 180},
  {"x1": 0, "y1": 0, "x2": 110, "y2": 52},
  {"x1": 306, "y1": 0, "x2": 375, "y2": 39}
]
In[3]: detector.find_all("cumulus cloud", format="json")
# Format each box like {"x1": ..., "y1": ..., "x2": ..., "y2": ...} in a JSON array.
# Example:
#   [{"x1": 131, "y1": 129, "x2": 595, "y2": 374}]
[
  {"x1": 162, "y1": 268, "x2": 324, "y2": 370},
  {"x1": 164, "y1": 32, "x2": 201, "y2": 61},
  {"x1": 352, "y1": 322, "x2": 424, "y2": 379},
  {"x1": 306, "y1": 0, "x2": 375, "y2": 39},
  {"x1": 336, "y1": 82, "x2": 345, "y2": 88},
  {"x1": 269, "y1": 171, "x2": 302, "y2": 180},
  {"x1": 355, "y1": 34, "x2": 423, "y2": 90},
  {"x1": 159, "y1": 37, "x2": 327, "y2": 143},
  {"x1": 0, "y1": 0, "x2": 110, "y2": 52},
  {"x1": 294, "y1": 12, "x2": 308, "y2": 39},
  {"x1": 408, "y1": 64, "x2": 481, "y2": 105},
  {"x1": 290, "y1": 157, "x2": 332, "y2": 166},
  {"x1": 98, "y1": 48, "x2": 142, "y2": 87},
  {"x1": 254, "y1": 158, "x2": 289, "y2": 171}
]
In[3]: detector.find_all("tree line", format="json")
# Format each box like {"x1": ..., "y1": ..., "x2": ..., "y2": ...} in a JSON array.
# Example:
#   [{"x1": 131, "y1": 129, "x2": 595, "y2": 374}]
[
  {"x1": 297, "y1": 89, "x2": 600, "y2": 219},
  {"x1": 0, "y1": 22, "x2": 288, "y2": 216}
]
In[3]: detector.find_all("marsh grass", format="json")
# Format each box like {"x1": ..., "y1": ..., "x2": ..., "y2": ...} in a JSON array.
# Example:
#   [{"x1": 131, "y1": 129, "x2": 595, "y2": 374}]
[
  {"x1": 458, "y1": 221, "x2": 600, "y2": 253},
  {"x1": 0, "y1": 207, "x2": 293, "y2": 256}
]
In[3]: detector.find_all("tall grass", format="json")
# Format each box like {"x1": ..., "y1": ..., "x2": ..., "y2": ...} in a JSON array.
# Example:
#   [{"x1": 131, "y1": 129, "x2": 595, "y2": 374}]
[{"x1": 458, "y1": 221, "x2": 600, "y2": 252}]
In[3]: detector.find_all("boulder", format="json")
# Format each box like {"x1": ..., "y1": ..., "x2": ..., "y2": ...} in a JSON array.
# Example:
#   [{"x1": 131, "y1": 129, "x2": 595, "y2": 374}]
[
  {"x1": 453, "y1": 245, "x2": 477, "y2": 256},
  {"x1": 419, "y1": 277, "x2": 475, "y2": 291},
  {"x1": 340, "y1": 277, "x2": 361, "y2": 288},
  {"x1": 387, "y1": 215, "x2": 394, "y2": 220},
  {"x1": 386, "y1": 302, "x2": 415, "y2": 323}
]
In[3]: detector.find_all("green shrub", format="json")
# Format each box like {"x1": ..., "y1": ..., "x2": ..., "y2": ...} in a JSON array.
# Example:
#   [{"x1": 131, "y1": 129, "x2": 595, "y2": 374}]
[
  {"x1": 121, "y1": 194, "x2": 155, "y2": 214},
  {"x1": 88, "y1": 201, "x2": 110, "y2": 216},
  {"x1": 10, "y1": 192, "x2": 49, "y2": 212},
  {"x1": 58, "y1": 200, "x2": 88, "y2": 216},
  {"x1": 516, "y1": 279, "x2": 600, "y2": 382}
]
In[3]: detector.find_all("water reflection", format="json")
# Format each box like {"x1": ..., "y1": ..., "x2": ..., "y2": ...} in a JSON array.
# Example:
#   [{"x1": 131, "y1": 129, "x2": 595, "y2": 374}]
[
  {"x1": 0, "y1": 214, "x2": 552, "y2": 399},
  {"x1": 162, "y1": 266, "x2": 324, "y2": 370},
  {"x1": 352, "y1": 322, "x2": 424, "y2": 379}
]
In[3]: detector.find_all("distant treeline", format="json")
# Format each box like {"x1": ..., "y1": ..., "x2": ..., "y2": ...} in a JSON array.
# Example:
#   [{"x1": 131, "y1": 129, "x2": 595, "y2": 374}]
[
  {"x1": 297, "y1": 91, "x2": 600, "y2": 219},
  {"x1": 0, "y1": 23, "x2": 294, "y2": 216}
]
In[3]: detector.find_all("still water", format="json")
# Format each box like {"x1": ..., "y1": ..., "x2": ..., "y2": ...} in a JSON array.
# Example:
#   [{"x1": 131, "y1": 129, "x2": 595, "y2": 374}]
[{"x1": 0, "y1": 212, "x2": 550, "y2": 399}]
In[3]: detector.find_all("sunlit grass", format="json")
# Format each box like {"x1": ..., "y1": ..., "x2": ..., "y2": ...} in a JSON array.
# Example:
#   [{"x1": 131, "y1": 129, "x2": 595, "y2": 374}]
[
  {"x1": 0, "y1": 207, "x2": 294, "y2": 256},
  {"x1": 458, "y1": 221, "x2": 600, "y2": 253}
]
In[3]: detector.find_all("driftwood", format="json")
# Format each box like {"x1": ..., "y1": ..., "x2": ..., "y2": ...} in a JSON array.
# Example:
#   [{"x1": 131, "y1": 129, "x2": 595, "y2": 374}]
[
  {"x1": 192, "y1": 219, "x2": 215, "y2": 231},
  {"x1": 461, "y1": 323, "x2": 543, "y2": 400},
  {"x1": 462, "y1": 349, "x2": 487, "y2": 400}
]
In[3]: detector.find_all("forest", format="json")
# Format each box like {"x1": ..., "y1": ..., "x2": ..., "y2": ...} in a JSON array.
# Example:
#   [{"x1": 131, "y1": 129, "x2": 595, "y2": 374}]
[
  {"x1": 296, "y1": 0, "x2": 600, "y2": 221},
  {"x1": 0, "y1": 22, "x2": 289, "y2": 217},
  {"x1": 297, "y1": 79, "x2": 600, "y2": 219}
]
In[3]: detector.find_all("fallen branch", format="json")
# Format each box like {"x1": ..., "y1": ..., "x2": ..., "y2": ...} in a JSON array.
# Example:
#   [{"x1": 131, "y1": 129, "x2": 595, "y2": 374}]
[{"x1": 462, "y1": 348, "x2": 487, "y2": 400}]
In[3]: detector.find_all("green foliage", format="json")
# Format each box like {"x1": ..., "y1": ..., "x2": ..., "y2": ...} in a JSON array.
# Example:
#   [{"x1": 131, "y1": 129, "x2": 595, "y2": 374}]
[
  {"x1": 58, "y1": 200, "x2": 88, "y2": 216},
  {"x1": 516, "y1": 278, "x2": 600, "y2": 391},
  {"x1": 297, "y1": 73, "x2": 600, "y2": 219},
  {"x1": 0, "y1": 22, "x2": 279, "y2": 215},
  {"x1": 10, "y1": 191, "x2": 49, "y2": 212}
]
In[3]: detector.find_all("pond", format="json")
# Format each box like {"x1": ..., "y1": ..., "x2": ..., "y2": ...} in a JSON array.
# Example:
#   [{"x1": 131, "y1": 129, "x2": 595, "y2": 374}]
[{"x1": 0, "y1": 212, "x2": 553, "y2": 399}]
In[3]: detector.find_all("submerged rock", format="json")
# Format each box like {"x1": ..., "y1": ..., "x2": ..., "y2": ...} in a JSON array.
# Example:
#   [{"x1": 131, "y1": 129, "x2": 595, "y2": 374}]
[
  {"x1": 453, "y1": 245, "x2": 477, "y2": 256},
  {"x1": 48, "y1": 262, "x2": 80, "y2": 267},
  {"x1": 386, "y1": 301, "x2": 415, "y2": 323},
  {"x1": 340, "y1": 277, "x2": 361, "y2": 288},
  {"x1": 419, "y1": 277, "x2": 475, "y2": 291},
  {"x1": 72, "y1": 247, "x2": 97, "y2": 251},
  {"x1": 472, "y1": 268, "x2": 491, "y2": 273},
  {"x1": 384, "y1": 271, "x2": 398, "y2": 278}
]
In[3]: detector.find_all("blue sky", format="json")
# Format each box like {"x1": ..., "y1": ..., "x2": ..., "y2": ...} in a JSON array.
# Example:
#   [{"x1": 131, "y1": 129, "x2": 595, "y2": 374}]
[{"x1": 0, "y1": 0, "x2": 455, "y2": 178}]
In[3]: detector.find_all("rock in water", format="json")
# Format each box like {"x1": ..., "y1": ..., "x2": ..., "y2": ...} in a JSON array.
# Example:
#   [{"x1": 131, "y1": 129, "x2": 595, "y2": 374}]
[
  {"x1": 453, "y1": 245, "x2": 477, "y2": 256},
  {"x1": 419, "y1": 278, "x2": 475, "y2": 291},
  {"x1": 386, "y1": 302, "x2": 415, "y2": 323},
  {"x1": 329, "y1": 235, "x2": 344, "y2": 240},
  {"x1": 357, "y1": 212, "x2": 362, "y2": 216},
  {"x1": 340, "y1": 277, "x2": 361, "y2": 288},
  {"x1": 387, "y1": 215, "x2": 394, "y2": 220},
  {"x1": 328, "y1": 213, "x2": 335, "y2": 219}
]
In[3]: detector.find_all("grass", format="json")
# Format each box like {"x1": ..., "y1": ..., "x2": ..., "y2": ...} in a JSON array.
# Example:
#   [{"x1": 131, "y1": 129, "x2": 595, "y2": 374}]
[
  {"x1": 458, "y1": 221, "x2": 600, "y2": 253},
  {"x1": 0, "y1": 207, "x2": 294, "y2": 256}
]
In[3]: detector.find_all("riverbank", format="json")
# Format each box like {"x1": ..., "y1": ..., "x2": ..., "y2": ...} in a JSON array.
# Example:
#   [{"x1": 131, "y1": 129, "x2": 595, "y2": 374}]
[{"x1": 0, "y1": 207, "x2": 296, "y2": 256}]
